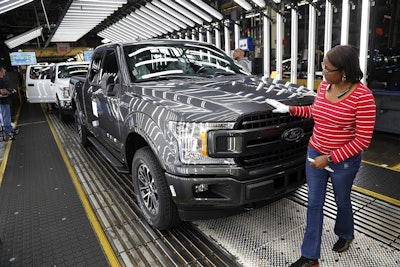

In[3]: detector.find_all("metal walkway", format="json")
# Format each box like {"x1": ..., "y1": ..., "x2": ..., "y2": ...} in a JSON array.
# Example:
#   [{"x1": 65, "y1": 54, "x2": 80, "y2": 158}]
[{"x1": 1, "y1": 102, "x2": 400, "y2": 266}]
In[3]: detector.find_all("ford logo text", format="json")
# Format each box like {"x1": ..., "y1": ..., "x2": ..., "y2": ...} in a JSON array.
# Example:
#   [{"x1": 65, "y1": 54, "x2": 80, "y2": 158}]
[{"x1": 281, "y1": 127, "x2": 304, "y2": 142}]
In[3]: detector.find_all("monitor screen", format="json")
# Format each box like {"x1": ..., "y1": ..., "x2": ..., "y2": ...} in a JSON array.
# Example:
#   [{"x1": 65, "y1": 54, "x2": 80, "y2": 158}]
[
  {"x1": 83, "y1": 50, "x2": 94, "y2": 62},
  {"x1": 9, "y1": 52, "x2": 37, "y2": 66}
]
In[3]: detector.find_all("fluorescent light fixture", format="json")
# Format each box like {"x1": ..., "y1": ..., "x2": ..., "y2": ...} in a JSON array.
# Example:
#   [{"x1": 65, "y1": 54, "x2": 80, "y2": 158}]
[
  {"x1": 121, "y1": 17, "x2": 160, "y2": 37},
  {"x1": 0, "y1": 0, "x2": 33, "y2": 15},
  {"x1": 152, "y1": 0, "x2": 195, "y2": 27},
  {"x1": 251, "y1": 0, "x2": 266, "y2": 8},
  {"x1": 116, "y1": 19, "x2": 155, "y2": 39},
  {"x1": 101, "y1": 38, "x2": 111, "y2": 43},
  {"x1": 190, "y1": 0, "x2": 223, "y2": 20},
  {"x1": 126, "y1": 14, "x2": 167, "y2": 35},
  {"x1": 5, "y1": 26, "x2": 43, "y2": 49},
  {"x1": 175, "y1": 0, "x2": 212, "y2": 22},
  {"x1": 140, "y1": 6, "x2": 180, "y2": 31},
  {"x1": 161, "y1": 0, "x2": 203, "y2": 25},
  {"x1": 234, "y1": 0, "x2": 252, "y2": 11},
  {"x1": 146, "y1": 3, "x2": 187, "y2": 29},
  {"x1": 136, "y1": 9, "x2": 174, "y2": 33},
  {"x1": 51, "y1": 0, "x2": 127, "y2": 42}
]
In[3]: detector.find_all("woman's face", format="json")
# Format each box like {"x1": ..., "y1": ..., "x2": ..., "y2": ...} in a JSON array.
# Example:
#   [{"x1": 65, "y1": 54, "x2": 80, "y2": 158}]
[{"x1": 321, "y1": 57, "x2": 341, "y2": 84}]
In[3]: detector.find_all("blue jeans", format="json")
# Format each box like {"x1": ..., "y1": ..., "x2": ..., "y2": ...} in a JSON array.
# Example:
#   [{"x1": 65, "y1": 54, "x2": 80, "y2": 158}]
[
  {"x1": 301, "y1": 146, "x2": 361, "y2": 259},
  {"x1": 0, "y1": 103, "x2": 13, "y2": 134}
]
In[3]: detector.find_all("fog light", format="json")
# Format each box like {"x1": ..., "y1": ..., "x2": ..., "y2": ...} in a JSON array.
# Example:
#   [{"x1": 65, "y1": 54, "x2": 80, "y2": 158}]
[{"x1": 194, "y1": 184, "x2": 208, "y2": 193}]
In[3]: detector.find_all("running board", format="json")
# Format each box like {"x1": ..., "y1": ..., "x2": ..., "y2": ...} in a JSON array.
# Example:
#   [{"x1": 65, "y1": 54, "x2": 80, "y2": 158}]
[{"x1": 87, "y1": 137, "x2": 129, "y2": 174}]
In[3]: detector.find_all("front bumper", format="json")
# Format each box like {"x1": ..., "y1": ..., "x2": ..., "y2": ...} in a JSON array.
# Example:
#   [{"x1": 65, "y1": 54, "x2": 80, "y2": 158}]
[{"x1": 165, "y1": 162, "x2": 306, "y2": 221}]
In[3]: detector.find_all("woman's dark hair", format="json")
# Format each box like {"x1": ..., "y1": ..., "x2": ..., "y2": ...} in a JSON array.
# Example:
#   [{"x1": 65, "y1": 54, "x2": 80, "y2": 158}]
[{"x1": 326, "y1": 45, "x2": 363, "y2": 82}]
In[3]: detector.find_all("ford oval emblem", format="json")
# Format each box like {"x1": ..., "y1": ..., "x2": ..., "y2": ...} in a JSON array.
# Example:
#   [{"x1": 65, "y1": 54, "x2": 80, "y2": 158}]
[{"x1": 281, "y1": 127, "x2": 304, "y2": 142}]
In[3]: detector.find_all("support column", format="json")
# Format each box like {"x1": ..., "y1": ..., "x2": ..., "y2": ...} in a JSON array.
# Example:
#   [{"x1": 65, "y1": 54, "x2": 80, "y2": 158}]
[
  {"x1": 324, "y1": 0, "x2": 333, "y2": 55},
  {"x1": 359, "y1": 0, "x2": 371, "y2": 84},
  {"x1": 340, "y1": 0, "x2": 350, "y2": 45},
  {"x1": 290, "y1": 8, "x2": 299, "y2": 84},
  {"x1": 307, "y1": 4, "x2": 317, "y2": 91},
  {"x1": 263, "y1": 14, "x2": 271, "y2": 77},
  {"x1": 224, "y1": 24, "x2": 231, "y2": 55}
]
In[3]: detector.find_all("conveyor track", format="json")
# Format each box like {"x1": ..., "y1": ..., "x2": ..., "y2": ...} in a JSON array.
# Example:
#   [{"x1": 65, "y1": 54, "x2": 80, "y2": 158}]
[{"x1": 49, "y1": 115, "x2": 240, "y2": 267}]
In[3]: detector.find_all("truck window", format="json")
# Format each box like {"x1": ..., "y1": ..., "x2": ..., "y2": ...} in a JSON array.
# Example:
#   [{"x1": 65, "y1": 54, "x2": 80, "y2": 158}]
[
  {"x1": 101, "y1": 49, "x2": 119, "y2": 82},
  {"x1": 89, "y1": 50, "x2": 104, "y2": 85}
]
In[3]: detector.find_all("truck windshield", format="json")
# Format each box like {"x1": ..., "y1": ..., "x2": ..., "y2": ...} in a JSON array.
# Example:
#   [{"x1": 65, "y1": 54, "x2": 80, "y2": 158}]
[{"x1": 123, "y1": 42, "x2": 247, "y2": 82}]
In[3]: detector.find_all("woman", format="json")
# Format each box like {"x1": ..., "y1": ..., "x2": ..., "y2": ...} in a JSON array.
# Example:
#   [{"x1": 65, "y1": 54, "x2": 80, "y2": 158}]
[{"x1": 268, "y1": 45, "x2": 376, "y2": 267}]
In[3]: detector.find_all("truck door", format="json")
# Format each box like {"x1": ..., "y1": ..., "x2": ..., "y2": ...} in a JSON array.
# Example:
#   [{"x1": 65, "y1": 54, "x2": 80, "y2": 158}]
[
  {"x1": 83, "y1": 48, "x2": 104, "y2": 134},
  {"x1": 25, "y1": 63, "x2": 54, "y2": 103},
  {"x1": 95, "y1": 48, "x2": 123, "y2": 152}
]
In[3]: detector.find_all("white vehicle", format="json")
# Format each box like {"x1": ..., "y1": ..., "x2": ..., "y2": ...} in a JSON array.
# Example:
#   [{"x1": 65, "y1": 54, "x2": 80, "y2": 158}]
[
  {"x1": 25, "y1": 63, "x2": 54, "y2": 103},
  {"x1": 50, "y1": 61, "x2": 89, "y2": 121}
]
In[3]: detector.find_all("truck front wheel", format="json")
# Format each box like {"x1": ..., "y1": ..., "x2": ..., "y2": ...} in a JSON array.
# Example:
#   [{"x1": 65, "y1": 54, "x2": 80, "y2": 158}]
[
  {"x1": 57, "y1": 97, "x2": 66, "y2": 122},
  {"x1": 75, "y1": 108, "x2": 90, "y2": 147},
  {"x1": 132, "y1": 147, "x2": 179, "y2": 230}
]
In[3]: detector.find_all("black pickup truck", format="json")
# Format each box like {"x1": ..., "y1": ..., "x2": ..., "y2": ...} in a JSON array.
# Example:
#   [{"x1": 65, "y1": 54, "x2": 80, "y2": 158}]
[{"x1": 71, "y1": 39, "x2": 315, "y2": 230}]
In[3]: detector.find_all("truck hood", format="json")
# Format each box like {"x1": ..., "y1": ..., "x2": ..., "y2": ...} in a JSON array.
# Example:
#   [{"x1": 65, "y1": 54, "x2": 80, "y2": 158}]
[{"x1": 132, "y1": 75, "x2": 315, "y2": 121}]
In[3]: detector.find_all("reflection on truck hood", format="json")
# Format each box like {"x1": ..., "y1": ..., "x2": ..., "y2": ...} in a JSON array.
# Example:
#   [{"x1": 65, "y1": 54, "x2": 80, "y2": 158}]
[{"x1": 130, "y1": 75, "x2": 315, "y2": 121}]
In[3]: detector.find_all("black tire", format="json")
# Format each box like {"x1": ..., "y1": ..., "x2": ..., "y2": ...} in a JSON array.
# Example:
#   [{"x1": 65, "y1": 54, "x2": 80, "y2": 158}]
[
  {"x1": 57, "y1": 97, "x2": 66, "y2": 122},
  {"x1": 132, "y1": 147, "x2": 179, "y2": 230},
  {"x1": 75, "y1": 108, "x2": 90, "y2": 147}
]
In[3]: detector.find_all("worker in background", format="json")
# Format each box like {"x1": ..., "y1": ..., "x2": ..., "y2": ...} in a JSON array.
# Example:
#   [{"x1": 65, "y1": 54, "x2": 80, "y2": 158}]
[
  {"x1": 233, "y1": 48, "x2": 251, "y2": 72},
  {"x1": 0, "y1": 65, "x2": 18, "y2": 140}
]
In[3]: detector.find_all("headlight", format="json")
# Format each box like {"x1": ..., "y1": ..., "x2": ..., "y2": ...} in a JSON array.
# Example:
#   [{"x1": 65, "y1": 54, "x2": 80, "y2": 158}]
[
  {"x1": 168, "y1": 121, "x2": 235, "y2": 165},
  {"x1": 62, "y1": 87, "x2": 70, "y2": 98}
]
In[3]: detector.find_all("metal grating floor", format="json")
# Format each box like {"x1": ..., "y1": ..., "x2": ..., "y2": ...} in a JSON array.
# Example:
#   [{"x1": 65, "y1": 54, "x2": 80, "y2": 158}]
[{"x1": 194, "y1": 184, "x2": 400, "y2": 267}]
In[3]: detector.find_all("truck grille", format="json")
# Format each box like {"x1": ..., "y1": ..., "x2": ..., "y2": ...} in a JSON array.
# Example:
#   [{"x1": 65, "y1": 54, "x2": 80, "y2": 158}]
[
  {"x1": 236, "y1": 112, "x2": 301, "y2": 130},
  {"x1": 234, "y1": 112, "x2": 313, "y2": 169}
]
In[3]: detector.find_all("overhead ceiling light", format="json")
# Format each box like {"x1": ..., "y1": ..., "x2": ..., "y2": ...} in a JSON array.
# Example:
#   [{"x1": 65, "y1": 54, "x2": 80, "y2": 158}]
[
  {"x1": 140, "y1": 6, "x2": 180, "y2": 31},
  {"x1": 234, "y1": 0, "x2": 252, "y2": 11},
  {"x1": 115, "y1": 19, "x2": 155, "y2": 39},
  {"x1": 161, "y1": 0, "x2": 203, "y2": 25},
  {"x1": 152, "y1": 0, "x2": 195, "y2": 27},
  {"x1": 51, "y1": 0, "x2": 127, "y2": 43},
  {"x1": 136, "y1": 9, "x2": 174, "y2": 33},
  {"x1": 251, "y1": 0, "x2": 266, "y2": 8},
  {"x1": 190, "y1": 0, "x2": 223, "y2": 20},
  {"x1": 119, "y1": 18, "x2": 159, "y2": 38},
  {"x1": 126, "y1": 13, "x2": 167, "y2": 35},
  {"x1": 4, "y1": 26, "x2": 43, "y2": 49},
  {"x1": 0, "y1": 0, "x2": 33, "y2": 15},
  {"x1": 146, "y1": 3, "x2": 187, "y2": 29},
  {"x1": 175, "y1": 0, "x2": 212, "y2": 22}
]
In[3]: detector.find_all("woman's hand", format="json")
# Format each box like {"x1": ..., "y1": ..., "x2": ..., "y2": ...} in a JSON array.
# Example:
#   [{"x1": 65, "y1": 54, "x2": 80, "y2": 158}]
[{"x1": 309, "y1": 154, "x2": 330, "y2": 170}]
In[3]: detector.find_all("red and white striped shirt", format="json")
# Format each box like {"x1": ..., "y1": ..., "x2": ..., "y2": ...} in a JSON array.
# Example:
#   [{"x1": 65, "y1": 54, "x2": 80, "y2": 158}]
[{"x1": 291, "y1": 80, "x2": 376, "y2": 163}]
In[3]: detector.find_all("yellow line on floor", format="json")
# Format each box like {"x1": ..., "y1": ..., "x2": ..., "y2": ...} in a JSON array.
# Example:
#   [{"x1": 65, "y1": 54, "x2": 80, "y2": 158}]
[
  {"x1": 392, "y1": 163, "x2": 400, "y2": 170},
  {"x1": 0, "y1": 140, "x2": 13, "y2": 187},
  {"x1": 17, "y1": 120, "x2": 48, "y2": 127},
  {"x1": 0, "y1": 99, "x2": 21, "y2": 187},
  {"x1": 362, "y1": 160, "x2": 400, "y2": 172},
  {"x1": 44, "y1": 110, "x2": 121, "y2": 267},
  {"x1": 352, "y1": 185, "x2": 400, "y2": 207}
]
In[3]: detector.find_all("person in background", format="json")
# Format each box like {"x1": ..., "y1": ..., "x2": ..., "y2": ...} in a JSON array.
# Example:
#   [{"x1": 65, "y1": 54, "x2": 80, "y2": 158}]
[
  {"x1": 0, "y1": 65, "x2": 18, "y2": 140},
  {"x1": 267, "y1": 45, "x2": 376, "y2": 267},
  {"x1": 233, "y1": 48, "x2": 250, "y2": 72}
]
